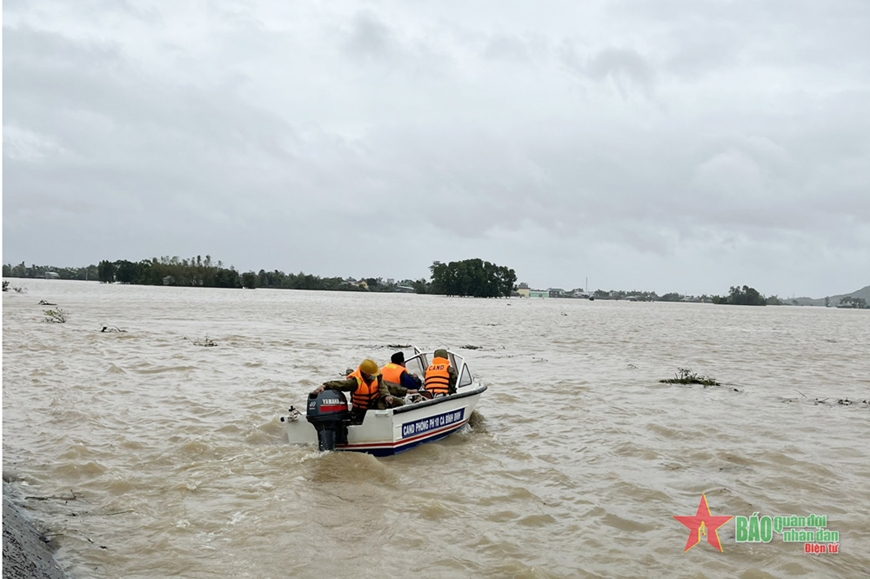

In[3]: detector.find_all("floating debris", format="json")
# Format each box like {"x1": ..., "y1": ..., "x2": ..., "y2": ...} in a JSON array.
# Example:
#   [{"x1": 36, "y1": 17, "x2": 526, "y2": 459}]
[
  {"x1": 813, "y1": 397, "x2": 869, "y2": 408},
  {"x1": 659, "y1": 368, "x2": 720, "y2": 387},
  {"x1": 25, "y1": 490, "x2": 77, "y2": 502},
  {"x1": 37, "y1": 300, "x2": 57, "y2": 306},
  {"x1": 185, "y1": 336, "x2": 217, "y2": 347},
  {"x1": 461, "y1": 344, "x2": 481, "y2": 350},
  {"x1": 386, "y1": 344, "x2": 411, "y2": 349},
  {"x1": 101, "y1": 326, "x2": 127, "y2": 333}
]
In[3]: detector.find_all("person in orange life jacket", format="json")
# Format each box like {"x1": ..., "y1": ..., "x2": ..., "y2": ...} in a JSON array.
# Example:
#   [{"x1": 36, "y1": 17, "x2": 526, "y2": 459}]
[
  {"x1": 311, "y1": 359, "x2": 417, "y2": 420},
  {"x1": 382, "y1": 352, "x2": 433, "y2": 400},
  {"x1": 381, "y1": 352, "x2": 423, "y2": 389},
  {"x1": 424, "y1": 349, "x2": 457, "y2": 396}
]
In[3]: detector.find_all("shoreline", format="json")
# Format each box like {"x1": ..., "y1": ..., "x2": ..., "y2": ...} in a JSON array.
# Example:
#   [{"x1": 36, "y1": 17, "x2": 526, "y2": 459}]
[{"x1": 2, "y1": 481, "x2": 70, "y2": 579}]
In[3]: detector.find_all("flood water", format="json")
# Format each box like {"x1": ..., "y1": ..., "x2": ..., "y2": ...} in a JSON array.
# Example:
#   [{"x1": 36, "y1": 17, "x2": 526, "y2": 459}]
[{"x1": 3, "y1": 279, "x2": 869, "y2": 578}]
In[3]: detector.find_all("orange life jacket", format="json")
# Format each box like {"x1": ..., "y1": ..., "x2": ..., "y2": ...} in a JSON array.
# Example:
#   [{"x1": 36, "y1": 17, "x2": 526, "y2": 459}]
[
  {"x1": 380, "y1": 363, "x2": 405, "y2": 388},
  {"x1": 348, "y1": 367, "x2": 380, "y2": 410},
  {"x1": 425, "y1": 356, "x2": 451, "y2": 395}
]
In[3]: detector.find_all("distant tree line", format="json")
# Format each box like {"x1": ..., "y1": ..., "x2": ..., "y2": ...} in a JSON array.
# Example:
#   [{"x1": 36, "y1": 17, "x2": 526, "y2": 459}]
[
  {"x1": 8, "y1": 258, "x2": 791, "y2": 306},
  {"x1": 837, "y1": 296, "x2": 868, "y2": 309},
  {"x1": 3, "y1": 256, "x2": 442, "y2": 294},
  {"x1": 254, "y1": 269, "x2": 429, "y2": 293},
  {"x1": 556, "y1": 286, "x2": 786, "y2": 305},
  {"x1": 3, "y1": 261, "x2": 97, "y2": 280},
  {"x1": 96, "y1": 256, "x2": 245, "y2": 288},
  {"x1": 430, "y1": 259, "x2": 517, "y2": 298},
  {"x1": 586, "y1": 289, "x2": 694, "y2": 302},
  {"x1": 580, "y1": 285, "x2": 779, "y2": 306}
]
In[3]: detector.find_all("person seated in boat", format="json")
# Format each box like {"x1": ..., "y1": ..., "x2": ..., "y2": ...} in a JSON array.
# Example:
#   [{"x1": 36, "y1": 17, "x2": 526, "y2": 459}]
[
  {"x1": 311, "y1": 358, "x2": 421, "y2": 422},
  {"x1": 381, "y1": 352, "x2": 431, "y2": 398},
  {"x1": 424, "y1": 349, "x2": 457, "y2": 397}
]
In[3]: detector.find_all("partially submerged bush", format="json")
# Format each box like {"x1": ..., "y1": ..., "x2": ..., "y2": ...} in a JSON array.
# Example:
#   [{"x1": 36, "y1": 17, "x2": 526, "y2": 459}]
[
  {"x1": 185, "y1": 336, "x2": 217, "y2": 347},
  {"x1": 660, "y1": 368, "x2": 720, "y2": 387},
  {"x1": 43, "y1": 308, "x2": 67, "y2": 323}
]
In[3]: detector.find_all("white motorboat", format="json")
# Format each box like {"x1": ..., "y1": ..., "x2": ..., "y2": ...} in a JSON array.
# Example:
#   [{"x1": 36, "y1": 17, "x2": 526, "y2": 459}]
[{"x1": 281, "y1": 348, "x2": 487, "y2": 456}]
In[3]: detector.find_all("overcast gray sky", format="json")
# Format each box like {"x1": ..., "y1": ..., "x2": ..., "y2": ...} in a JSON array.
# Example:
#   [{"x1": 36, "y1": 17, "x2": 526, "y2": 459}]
[{"x1": 3, "y1": 0, "x2": 869, "y2": 298}]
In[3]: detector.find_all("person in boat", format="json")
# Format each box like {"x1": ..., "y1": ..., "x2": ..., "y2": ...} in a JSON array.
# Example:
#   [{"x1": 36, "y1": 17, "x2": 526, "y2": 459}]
[
  {"x1": 382, "y1": 351, "x2": 424, "y2": 391},
  {"x1": 424, "y1": 349, "x2": 457, "y2": 396},
  {"x1": 311, "y1": 358, "x2": 421, "y2": 421}
]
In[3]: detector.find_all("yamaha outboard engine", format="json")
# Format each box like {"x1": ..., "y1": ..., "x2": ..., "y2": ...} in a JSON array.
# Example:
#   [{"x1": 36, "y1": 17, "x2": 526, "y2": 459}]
[{"x1": 306, "y1": 389, "x2": 350, "y2": 451}]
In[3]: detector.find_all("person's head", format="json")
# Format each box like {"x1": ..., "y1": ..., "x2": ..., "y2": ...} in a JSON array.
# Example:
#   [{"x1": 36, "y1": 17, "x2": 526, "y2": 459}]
[
  {"x1": 359, "y1": 359, "x2": 379, "y2": 382},
  {"x1": 434, "y1": 348, "x2": 449, "y2": 360},
  {"x1": 390, "y1": 351, "x2": 405, "y2": 366}
]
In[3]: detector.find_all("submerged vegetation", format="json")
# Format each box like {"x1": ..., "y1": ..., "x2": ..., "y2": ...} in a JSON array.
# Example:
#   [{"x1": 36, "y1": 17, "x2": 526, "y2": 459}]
[
  {"x1": 185, "y1": 336, "x2": 217, "y2": 347},
  {"x1": 43, "y1": 308, "x2": 67, "y2": 323},
  {"x1": 660, "y1": 368, "x2": 720, "y2": 387}
]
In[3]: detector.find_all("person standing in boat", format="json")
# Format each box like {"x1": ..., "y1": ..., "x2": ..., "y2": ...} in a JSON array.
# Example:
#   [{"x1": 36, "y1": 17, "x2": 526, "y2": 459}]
[
  {"x1": 424, "y1": 349, "x2": 457, "y2": 396},
  {"x1": 311, "y1": 358, "x2": 419, "y2": 421}
]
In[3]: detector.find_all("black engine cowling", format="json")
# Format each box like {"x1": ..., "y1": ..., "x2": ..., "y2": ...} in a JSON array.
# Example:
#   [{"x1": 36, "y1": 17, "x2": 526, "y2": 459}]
[{"x1": 306, "y1": 389, "x2": 350, "y2": 451}]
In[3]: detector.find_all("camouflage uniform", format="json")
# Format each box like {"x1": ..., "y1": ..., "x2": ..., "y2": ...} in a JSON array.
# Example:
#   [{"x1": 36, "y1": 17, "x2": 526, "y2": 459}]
[{"x1": 321, "y1": 375, "x2": 410, "y2": 410}]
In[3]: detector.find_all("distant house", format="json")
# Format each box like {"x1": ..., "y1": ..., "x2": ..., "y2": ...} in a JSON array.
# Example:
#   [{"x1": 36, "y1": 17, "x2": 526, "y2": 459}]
[
  {"x1": 395, "y1": 285, "x2": 415, "y2": 293},
  {"x1": 548, "y1": 288, "x2": 565, "y2": 298},
  {"x1": 44, "y1": 272, "x2": 60, "y2": 279},
  {"x1": 529, "y1": 290, "x2": 548, "y2": 299},
  {"x1": 517, "y1": 288, "x2": 531, "y2": 298}
]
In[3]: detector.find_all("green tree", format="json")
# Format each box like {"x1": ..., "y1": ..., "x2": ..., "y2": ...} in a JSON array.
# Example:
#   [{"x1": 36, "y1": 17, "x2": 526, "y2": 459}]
[
  {"x1": 115, "y1": 260, "x2": 141, "y2": 283},
  {"x1": 98, "y1": 260, "x2": 116, "y2": 283},
  {"x1": 241, "y1": 271, "x2": 257, "y2": 289},
  {"x1": 213, "y1": 267, "x2": 240, "y2": 288},
  {"x1": 429, "y1": 259, "x2": 516, "y2": 297},
  {"x1": 713, "y1": 285, "x2": 767, "y2": 306}
]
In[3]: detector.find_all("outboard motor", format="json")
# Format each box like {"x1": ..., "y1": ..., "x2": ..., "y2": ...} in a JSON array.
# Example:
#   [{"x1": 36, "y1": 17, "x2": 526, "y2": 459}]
[{"x1": 306, "y1": 389, "x2": 350, "y2": 451}]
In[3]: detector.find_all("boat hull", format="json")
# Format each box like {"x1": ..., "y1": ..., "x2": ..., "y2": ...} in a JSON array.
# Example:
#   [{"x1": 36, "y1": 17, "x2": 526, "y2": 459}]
[{"x1": 284, "y1": 384, "x2": 486, "y2": 456}]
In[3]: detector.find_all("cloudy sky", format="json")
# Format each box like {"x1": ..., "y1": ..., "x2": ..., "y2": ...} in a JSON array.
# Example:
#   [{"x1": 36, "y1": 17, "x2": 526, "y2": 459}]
[{"x1": 3, "y1": 0, "x2": 869, "y2": 298}]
